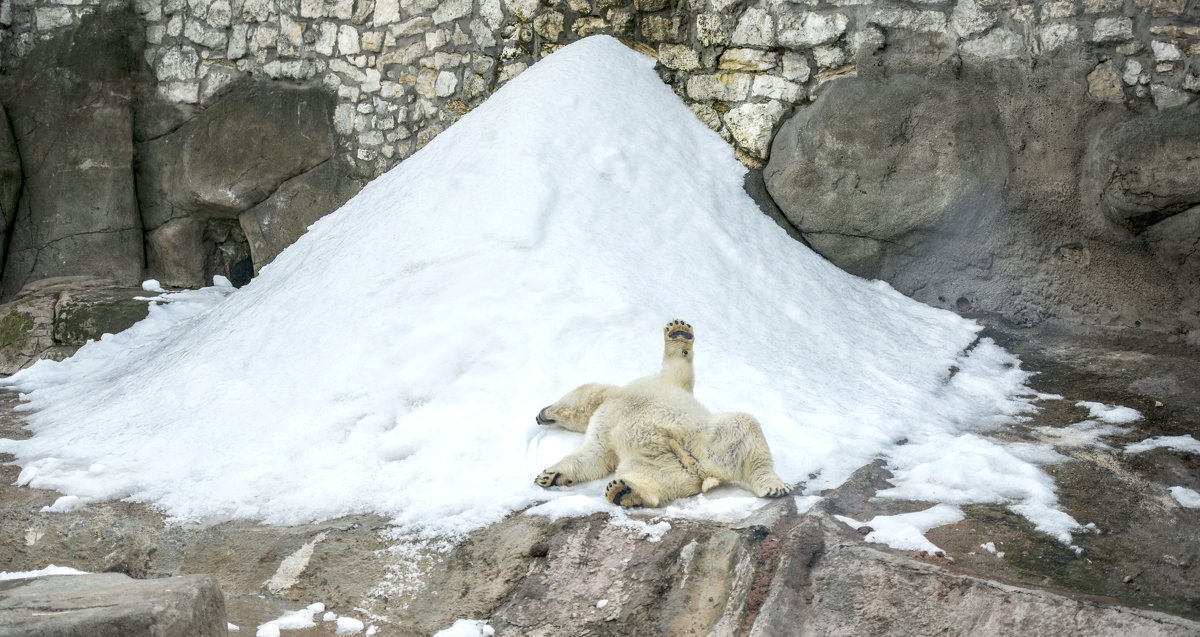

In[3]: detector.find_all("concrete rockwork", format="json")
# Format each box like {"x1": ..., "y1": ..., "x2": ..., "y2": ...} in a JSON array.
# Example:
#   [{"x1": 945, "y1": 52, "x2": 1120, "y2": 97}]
[{"x1": 0, "y1": 0, "x2": 1195, "y2": 336}]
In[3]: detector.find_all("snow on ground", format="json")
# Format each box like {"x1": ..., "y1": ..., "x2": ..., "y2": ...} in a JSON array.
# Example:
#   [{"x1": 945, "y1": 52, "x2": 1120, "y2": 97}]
[
  {"x1": 979, "y1": 541, "x2": 1005, "y2": 558},
  {"x1": 433, "y1": 619, "x2": 495, "y2": 637},
  {"x1": 835, "y1": 505, "x2": 965, "y2": 555},
  {"x1": 1076, "y1": 401, "x2": 1141, "y2": 424},
  {"x1": 1169, "y1": 486, "x2": 1200, "y2": 509},
  {"x1": 0, "y1": 565, "x2": 88, "y2": 580},
  {"x1": 1126, "y1": 434, "x2": 1200, "y2": 455},
  {"x1": 1033, "y1": 419, "x2": 1133, "y2": 451},
  {"x1": 1, "y1": 37, "x2": 1075, "y2": 550}
]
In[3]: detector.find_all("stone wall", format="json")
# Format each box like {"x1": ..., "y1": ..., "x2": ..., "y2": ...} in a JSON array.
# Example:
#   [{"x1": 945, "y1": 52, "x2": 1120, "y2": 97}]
[
  {"x1": 0, "y1": 0, "x2": 1196, "y2": 334},
  {"x1": 3, "y1": 0, "x2": 1195, "y2": 177}
]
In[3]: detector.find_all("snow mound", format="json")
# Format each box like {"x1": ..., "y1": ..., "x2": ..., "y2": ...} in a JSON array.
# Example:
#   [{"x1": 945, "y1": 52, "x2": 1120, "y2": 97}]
[{"x1": 2, "y1": 36, "x2": 1058, "y2": 541}]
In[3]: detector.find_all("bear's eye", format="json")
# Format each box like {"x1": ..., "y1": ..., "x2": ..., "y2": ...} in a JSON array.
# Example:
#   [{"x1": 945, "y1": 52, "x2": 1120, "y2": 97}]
[{"x1": 683, "y1": 349, "x2": 689, "y2": 357}]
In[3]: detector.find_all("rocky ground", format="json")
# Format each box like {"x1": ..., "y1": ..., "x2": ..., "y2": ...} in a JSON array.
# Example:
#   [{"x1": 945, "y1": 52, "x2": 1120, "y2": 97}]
[{"x1": 1, "y1": 315, "x2": 1198, "y2": 635}]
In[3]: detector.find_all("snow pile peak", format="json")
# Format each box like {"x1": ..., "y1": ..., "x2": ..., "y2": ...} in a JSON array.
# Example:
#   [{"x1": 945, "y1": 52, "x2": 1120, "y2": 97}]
[{"x1": 3, "y1": 37, "x2": 1058, "y2": 541}]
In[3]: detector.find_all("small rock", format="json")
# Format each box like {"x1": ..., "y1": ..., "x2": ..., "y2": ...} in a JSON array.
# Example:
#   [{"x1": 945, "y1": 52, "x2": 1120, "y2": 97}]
[
  {"x1": 1087, "y1": 62, "x2": 1124, "y2": 101},
  {"x1": 0, "y1": 573, "x2": 226, "y2": 636}
]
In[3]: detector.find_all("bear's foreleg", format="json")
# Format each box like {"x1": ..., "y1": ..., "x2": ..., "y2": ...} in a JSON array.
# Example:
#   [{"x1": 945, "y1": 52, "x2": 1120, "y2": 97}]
[
  {"x1": 535, "y1": 438, "x2": 617, "y2": 488},
  {"x1": 660, "y1": 319, "x2": 695, "y2": 393}
]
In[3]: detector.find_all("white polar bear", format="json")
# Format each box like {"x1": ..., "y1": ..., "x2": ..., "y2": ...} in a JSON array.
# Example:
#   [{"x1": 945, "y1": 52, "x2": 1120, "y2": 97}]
[{"x1": 534, "y1": 320, "x2": 792, "y2": 507}]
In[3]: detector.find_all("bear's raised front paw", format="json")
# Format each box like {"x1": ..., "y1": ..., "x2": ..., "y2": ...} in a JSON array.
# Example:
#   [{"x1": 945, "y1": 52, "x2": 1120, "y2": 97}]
[
  {"x1": 605, "y1": 479, "x2": 644, "y2": 507},
  {"x1": 664, "y1": 319, "x2": 694, "y2": 343},
  {"x1": 756, "y1": 481, "x2": 793, "y2": 498},
  {"x1": 535, "y1": 470, "x2": 574, "y2": 488}
]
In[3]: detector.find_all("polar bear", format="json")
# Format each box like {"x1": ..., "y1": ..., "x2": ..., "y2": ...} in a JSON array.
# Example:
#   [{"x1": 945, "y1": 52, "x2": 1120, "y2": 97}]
[{"x1": 534, "y1": 320, "x2": 792, "y2": 507}]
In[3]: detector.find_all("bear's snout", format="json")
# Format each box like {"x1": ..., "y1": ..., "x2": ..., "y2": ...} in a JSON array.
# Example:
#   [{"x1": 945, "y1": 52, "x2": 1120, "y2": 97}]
[{"x1": 536, "y1": 407, "x2": 555, "y2": 425}]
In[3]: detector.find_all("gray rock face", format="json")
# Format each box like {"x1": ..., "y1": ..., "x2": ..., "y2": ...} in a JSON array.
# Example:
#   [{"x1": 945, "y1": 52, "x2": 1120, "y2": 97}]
[
  {"x1": 765, "y1": 69, "x2": 1008, "y2": 276},
  {"x1": 765, "y1": 54, "x2": 1196, "y2": 333},
  {"x1": 0, "y1": 9, "x2": 145, "y2": 301},
  {"x1": 144, "y1": 218, "x2": 207, "y2": 289},
  {"x1": 240, "y1": 160, "x2": 362, "y2": 274},
  {"x1": 1084, "y1": 106, "x2": 1200, "y2": 234},
  {"x1": 0, "y1": 107, "x2": 20, "y2": 246},
  {"x1": 136, "y1": 84, "x2": 335, "y2": 229},
  {"x1": 137, "y1": 83, "x2": 337, "y2": 287},
  {"x1": 1146, "y1": 206, "x2": 1200, "y2": 334},
  {"x1": 0, "y1": 573, "x2": 226, "y2": 637}
]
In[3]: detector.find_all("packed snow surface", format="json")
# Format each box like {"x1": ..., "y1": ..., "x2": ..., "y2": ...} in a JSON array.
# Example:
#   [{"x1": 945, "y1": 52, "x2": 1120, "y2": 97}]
[{"x1": 2, "y1": 37, "x2": 1060, "y2": 542}]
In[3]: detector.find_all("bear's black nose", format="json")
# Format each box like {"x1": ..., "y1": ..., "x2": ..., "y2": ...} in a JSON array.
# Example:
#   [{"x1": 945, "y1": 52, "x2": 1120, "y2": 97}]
[{"x1": 535, "y1": 407, "x2": 554, "y2": 425}]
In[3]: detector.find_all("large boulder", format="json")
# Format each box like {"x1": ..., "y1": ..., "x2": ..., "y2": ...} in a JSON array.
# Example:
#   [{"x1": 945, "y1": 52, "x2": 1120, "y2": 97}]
[
  {"x1": 239, "y1": 160, "x2": 362, "y2": 274},
  {"x1": 765, "y1": 53, "x2": 1196, "y2": 333},
  {"x1": 764, "y1": 69, "x2": 1008, "y2": 276},
  {"x1": 1083, "y1": 107, "x2": 1200, "y2": 234},
  {"x1": 0, "y1": 9, "x2": 145, "y2": 301},
  {"x1": 0, "y1": 573, "x2": 226, "y2": 637},
  {"x1": 136, "y1": 84, "x2": 335, "y2": 227},
  {"x1": 0, "y1": 277, "x2": 150, "y2": 375},
  {"x1": 136, "y1": 84, "x2": 337, "y2": 287}
]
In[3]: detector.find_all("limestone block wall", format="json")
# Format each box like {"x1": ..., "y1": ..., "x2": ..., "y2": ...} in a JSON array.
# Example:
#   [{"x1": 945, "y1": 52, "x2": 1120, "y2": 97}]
[{"x1": 1, "y1": 0, "x2": 1196, "y2": 180}]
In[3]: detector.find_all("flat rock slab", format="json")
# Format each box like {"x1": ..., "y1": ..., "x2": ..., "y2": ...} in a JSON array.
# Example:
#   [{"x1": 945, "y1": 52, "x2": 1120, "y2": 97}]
[{"x1": 0, "y1": 573, "x2": 226, "y2": 637}]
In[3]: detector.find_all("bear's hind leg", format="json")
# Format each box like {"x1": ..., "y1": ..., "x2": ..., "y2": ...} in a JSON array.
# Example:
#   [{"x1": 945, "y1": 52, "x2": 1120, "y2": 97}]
[
  {"x1": 708, "y1": 412, "x2": 792, "y2": 499},
  {"x1": 605, "y1": 455, "x2": 706, "y2": 507}
]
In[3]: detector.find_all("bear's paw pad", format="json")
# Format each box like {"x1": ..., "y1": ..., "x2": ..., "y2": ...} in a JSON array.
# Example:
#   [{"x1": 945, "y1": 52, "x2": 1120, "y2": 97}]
[
  {"x1": 535, "y1": 470, "x2": 574, "y2": 488},
  {"x1": 664, "y1": 319, "x2": 694, "y2": 342},
  {"x1": 605, "y1": 479, "x2": 643, "y2": 507}
]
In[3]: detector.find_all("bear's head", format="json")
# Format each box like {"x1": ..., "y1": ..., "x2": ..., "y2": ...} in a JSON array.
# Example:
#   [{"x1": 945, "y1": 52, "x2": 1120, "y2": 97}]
[{"x1": 535, "y1": 383, "x2": 616, "y2": 433}]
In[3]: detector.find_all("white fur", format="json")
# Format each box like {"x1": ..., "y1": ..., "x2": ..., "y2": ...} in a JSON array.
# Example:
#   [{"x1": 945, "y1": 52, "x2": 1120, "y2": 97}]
[{"x1": 535, "y1": 321, "x2": 790, "y2": 507}]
